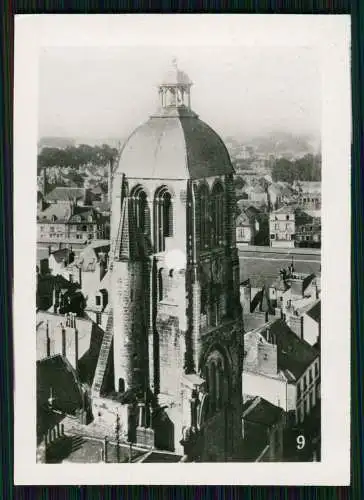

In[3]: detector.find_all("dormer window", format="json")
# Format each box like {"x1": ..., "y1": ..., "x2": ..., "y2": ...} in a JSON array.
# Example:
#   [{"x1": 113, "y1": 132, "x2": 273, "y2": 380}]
[
  {"x1": 51, "y1": 215, "x2": 57, "y2": 222},
  {"x1": 88, "y1": 215, "x2": 93, "y2": 223}
]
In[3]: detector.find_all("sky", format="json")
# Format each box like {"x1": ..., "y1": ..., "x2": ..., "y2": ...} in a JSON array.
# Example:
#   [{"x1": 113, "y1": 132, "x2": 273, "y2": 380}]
[{"x1": 38, "y1": 46, "x2": 321, "y2": 143}]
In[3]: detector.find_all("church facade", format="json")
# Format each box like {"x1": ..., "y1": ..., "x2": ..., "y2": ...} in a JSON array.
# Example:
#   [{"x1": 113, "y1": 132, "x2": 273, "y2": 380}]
[{"x1": 107, "y1": 62, "x2": 244, "y2": 461}]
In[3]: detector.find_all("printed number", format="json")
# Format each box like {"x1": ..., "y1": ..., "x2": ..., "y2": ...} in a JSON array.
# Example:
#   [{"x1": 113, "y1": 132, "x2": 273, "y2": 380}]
[{"x1": 296, "y1": 435, "x2": 306, "y2": 450}]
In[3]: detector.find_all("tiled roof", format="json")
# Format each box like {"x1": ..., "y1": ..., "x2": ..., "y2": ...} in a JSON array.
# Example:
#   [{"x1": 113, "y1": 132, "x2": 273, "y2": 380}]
[
  {"x1": 242, "y1": 396, "x2": 284, "y2": 426},
  {"x1": 46, "y1": 187, "x2": 86, "y2": 202},
  {"x1": 262, "y1": 319, "x2": 318, "y2": 379},
  {"x1": 306, "y1": 300, "x2": 321, "y2": 323},
  {"x1": 38, "y1": 203, "x2": 70, "y2": 223},
  {"x1": 36, "y1": 311, "x2": 93, "y2": 361}
]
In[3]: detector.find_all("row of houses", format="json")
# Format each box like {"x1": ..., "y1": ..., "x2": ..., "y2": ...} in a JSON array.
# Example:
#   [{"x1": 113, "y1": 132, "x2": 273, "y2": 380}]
[{"x1": 37, "y1": 186, "x2": 111, "y2": 252}]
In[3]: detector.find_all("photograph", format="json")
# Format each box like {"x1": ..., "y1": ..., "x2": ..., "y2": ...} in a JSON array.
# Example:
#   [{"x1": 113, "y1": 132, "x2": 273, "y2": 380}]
[{"x1": 13, "y1": 14, "x2": 350, "y2": 485}]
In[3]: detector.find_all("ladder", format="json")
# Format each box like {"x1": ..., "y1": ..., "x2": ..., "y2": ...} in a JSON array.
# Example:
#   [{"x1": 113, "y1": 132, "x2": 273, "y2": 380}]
[{"x1": 91, "y1": 310, "x2": 113, "y2": 398}]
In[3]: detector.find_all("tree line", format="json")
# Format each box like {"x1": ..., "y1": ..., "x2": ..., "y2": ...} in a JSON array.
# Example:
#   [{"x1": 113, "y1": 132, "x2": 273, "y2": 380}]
[
  {"x1": 37, "y1": 144, "x2": 119, "y2": 172},
  {"x1": 271, "y1": 154, "x2": 321, "y2": 184}
]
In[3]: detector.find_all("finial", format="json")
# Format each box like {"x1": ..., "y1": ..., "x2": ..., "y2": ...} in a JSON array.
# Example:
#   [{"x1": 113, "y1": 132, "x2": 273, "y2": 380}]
[{"x1": 172, "y1": 57, "x2": 178, "y2": 69}]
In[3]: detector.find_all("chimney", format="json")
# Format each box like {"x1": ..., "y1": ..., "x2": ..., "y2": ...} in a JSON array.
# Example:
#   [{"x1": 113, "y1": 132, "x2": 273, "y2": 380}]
[{"x1": 288, "y1": 315, "x2": 304, "y2": 340}]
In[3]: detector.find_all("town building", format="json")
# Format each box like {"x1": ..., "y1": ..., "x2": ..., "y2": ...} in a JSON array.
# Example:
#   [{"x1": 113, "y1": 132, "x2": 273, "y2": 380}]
[
  {"x1": 86, "y1": 61, "x2": 244, "y2": 462},
  {"x1": 240, "y1": 396, "x2": 285, "y2": 462},
  {"x1": 235, "y1": 209, "x2": 259, "y2": 246},
  {"x1": 37, "y1": 200, "x2": 107, "y2": 249},
  {"x1": 269, "y1": 206, "x2": 321, "y2": 249},
  {"x1": 243, "y1": 184, "x2": 268, "y2": 205},
  {"x1": 269, "y1": 206, "x2": 296, "y2": 248},
  {"x1": 243, "y1": 318, "x2": 320, "y2": 426},
  {"x1": 295, "y1": 181, "x2": 321, "y2": 209},
  {"x1": 295, "y1": 209, "x2": 321, "y2": 248}
]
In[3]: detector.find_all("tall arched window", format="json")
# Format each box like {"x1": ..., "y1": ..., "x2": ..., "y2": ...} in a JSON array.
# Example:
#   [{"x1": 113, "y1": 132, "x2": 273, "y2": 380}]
[
  {"x1": 154, "y1": 186, "x2": 173, "y2": 253},
  {"x1": 198, "y1": 184, "x2": 210, "y2": 251},
  {"x1": 130, "y1": 185, "x2": 151, "y2": 236},
  {"x1": 211, "y1": 182, "x2": 225, "y2": 247}
]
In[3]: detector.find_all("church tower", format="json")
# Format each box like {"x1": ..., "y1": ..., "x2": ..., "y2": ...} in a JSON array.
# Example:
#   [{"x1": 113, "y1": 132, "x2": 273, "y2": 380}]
[{"x1": 110, "y1": 60, "x2": 243, "y2": 460}]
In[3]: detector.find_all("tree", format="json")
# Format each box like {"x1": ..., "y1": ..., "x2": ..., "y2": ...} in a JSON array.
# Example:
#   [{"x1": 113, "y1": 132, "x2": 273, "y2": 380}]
[{"x1": 272, "y1": 154, "x2": 321, "y2": 184}]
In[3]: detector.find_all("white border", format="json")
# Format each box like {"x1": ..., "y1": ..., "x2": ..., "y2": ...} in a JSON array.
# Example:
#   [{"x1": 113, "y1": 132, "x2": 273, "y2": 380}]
[{"x1": 13, "y1": 14, "x2": 351, "y2": 486}]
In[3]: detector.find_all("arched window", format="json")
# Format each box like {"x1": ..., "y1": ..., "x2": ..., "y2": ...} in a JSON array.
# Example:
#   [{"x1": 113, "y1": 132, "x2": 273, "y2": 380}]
[
  {"x1": 198, "y1": 184, "x2": 210, "y2": 251},
  {"x1": 130, "y1": 185, "x2": 151, "y2": 236},
  {"x1": 154, "y1": 186, "x2": 173, "y2": 253},
  {"x1": 211, "y1": 182, "x2": 225, "y2": 247}
]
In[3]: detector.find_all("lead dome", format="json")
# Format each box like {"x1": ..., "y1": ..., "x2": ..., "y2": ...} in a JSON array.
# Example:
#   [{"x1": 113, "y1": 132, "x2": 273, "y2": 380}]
[{"x1": 115, "y1": 60, "x2": 234, "y2": 180}]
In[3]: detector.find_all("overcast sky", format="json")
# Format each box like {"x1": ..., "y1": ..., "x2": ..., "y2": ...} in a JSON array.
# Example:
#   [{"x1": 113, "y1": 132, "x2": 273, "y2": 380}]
[{"x1": 38, "y1": 46, "x2": 321, "y2": 142}]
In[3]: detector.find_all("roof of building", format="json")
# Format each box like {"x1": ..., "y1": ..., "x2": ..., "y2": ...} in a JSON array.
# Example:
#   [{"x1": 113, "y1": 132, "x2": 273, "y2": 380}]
[
  {"x1": 236, "y1": 211, "x2": 251, "y2": 226},
  {"x1": 50, "y1": 248, "x2": 73, "y2": 264},
  {"x1": 242, "y1": 396, "x2": 284, "y2": 427},
  {"x1": 38, "y1": 203, "x2": 71, "y2": 223},
  {"x1": 262, "y1": 319, "x2": 319, "y2": 379},
  {"x1": 272, "y1": 205, "x2": 296, "y2": 215},
  {"x1": 116, "y1": 114, "x2": 233, "y2": 180},
  {"x1": 46, "y1": 187, "x2": 86, "y2": 202},
  {"x1": 68, "y1": 206, "x2": 100, "y2": 223},
  {"x1": 305, "y1": 300, "x2": 321, "y2": 323},
  {"x1": 36, "y1": 311, "x2": 93, "y2": 361}
]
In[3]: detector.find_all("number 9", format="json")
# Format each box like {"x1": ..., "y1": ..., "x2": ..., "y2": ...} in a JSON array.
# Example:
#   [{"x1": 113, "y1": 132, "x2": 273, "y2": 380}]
[{"x1": 296, "y1": 435, "x2": 305, "y2": 450}]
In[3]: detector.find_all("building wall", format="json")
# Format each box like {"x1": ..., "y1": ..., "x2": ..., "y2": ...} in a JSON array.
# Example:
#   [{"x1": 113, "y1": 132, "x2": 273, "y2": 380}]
[
  {"x1": 269, "y1": 212, "x2": 295, "y2": 248},
  {"x1": 242, "y1": 370, "x2": 294, "y2": 412},
  {"x1": 303, "y1": 314, "x2": 320, "y2": 346},
  {"x1": 295, "y1": 358, "x2": 320, "y2": 424}
]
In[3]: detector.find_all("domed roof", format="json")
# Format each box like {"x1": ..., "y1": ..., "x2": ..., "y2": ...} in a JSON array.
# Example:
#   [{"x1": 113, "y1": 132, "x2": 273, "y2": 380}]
[{"x1": 116, "y1": 114, "x2": 233, "y2": 180}]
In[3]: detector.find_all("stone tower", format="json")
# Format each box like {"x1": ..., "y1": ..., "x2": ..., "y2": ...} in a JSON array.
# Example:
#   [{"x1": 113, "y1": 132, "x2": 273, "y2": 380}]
[{"x1": 110, "y1": 60, "x2": 243, "y2": 460}]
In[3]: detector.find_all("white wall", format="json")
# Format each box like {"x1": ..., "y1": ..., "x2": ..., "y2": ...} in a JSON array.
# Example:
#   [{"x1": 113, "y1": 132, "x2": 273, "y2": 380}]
[
  {"x1": 242, "y1": 370, "x2": 296, "y2": 412},
  {"x1": 303, "y1": 314, "x2": 319, "y2": 346}
]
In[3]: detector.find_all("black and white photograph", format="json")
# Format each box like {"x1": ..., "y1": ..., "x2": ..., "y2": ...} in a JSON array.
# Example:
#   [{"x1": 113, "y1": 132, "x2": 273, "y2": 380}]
[{"x1": 14, "y1": 15, "x2": 350, "y2": 485}]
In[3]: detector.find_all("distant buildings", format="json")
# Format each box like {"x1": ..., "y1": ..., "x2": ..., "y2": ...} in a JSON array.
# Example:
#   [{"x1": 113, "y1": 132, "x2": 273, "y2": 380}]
[{"x1": 294, "y1": 181, "x2": 321, "y2": 210}]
